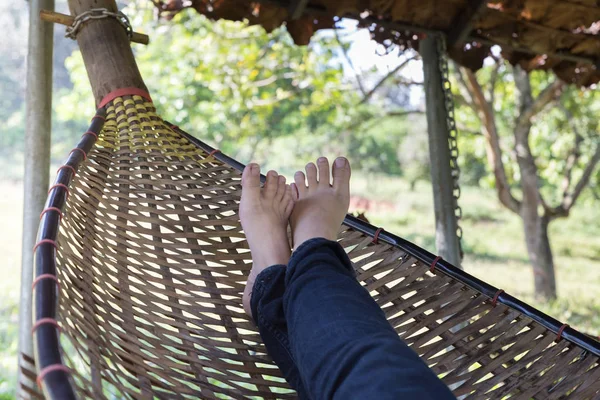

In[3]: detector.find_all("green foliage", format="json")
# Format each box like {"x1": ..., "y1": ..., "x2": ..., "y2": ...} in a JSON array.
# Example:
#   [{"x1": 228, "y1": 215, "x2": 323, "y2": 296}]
[
  {"x1": 0, "y1": 2, "x2": 27, "y2": 160},
  {"x1": 59, "y1": 1, "x2": 412, "y2": 174},
  {"x1": 397, "y1": 115, "x2": 430, "y2": 188},
  {"x1": 61, "y1": 3, "x2": 354, "y2": 157},
  {"x1": 0, "y1": 0, "x2": 79, "y2": 178},
  {"x1": 535, "y1": 83, "x2": 600, "y2": 205},
  {"x1": 453, "y1": 60, "x2": 600, "y2": 206}
]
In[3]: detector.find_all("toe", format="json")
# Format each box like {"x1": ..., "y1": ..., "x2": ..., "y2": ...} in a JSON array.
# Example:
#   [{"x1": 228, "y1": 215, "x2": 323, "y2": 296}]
[
  {"x1": 332, "y1": 157, "x2": 351, "y2": 193},
  {"x1": 294, "y1": 171, "x2": 307, "y2": 197},
  {"x1": 276, "y1": 175, "x2": 287, "y2": 201},
  {"x1": 264, "y1": 170, "x2": 279, "y2": 198},
  {"x1": 241, "y1": 163, "x2": 261, "y2": 198},
  {"x1": 283, "y1": 185, "x2": 294, "y2": 216},
  {"x1": 290, "y1": 183, "x2": 300, "y2": 201},
  {"x1": 305, "y1": 162, "x2": 318, "y2": 188},
  {"x1": 284, "y1": 196, "x2": 294, "y2": 217},
  {"x1": 285, "y1": 184, "x2": 293, "y2": 199},
  {"x1": 317, "y1": 157, "x2": 330, "y2": 187}
]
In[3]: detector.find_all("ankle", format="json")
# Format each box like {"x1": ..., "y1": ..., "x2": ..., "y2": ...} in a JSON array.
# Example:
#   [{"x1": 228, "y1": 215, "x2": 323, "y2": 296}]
[{"x1": 293, "y1": 228, "x2": 337, "y2": 250}]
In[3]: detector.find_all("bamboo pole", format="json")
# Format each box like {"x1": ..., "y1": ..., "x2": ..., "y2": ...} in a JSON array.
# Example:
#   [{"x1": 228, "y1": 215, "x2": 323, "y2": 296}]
[
  {"x1": 420, "y1": 36, "x2": 463, "y2": 270},
  {"x1": 39, "y1": 9, "x2": 150, "y2": 45},
  {"x1": 18, "y1": 0, "x2": 55, "y2": 397},
  {"x1": 67, "y1": 0, "x2": 147, "y2": 104}
]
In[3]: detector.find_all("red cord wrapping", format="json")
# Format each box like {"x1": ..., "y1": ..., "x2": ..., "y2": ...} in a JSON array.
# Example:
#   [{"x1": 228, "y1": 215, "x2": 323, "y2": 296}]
[
  {"x1": 48, "y1": 184, "x2": 70, "y2": 200},
  {"x1": 39, "y1": 207, "x2": 63, "y2": 221},
  {"x1": 91, "y1": 115, "x2": 105, "y2": 122},
  {"x1": 69, "y1": 147, "x2": 87, "y2": 161},
  {"x1": 208, "y1": 149, "x2": 221, "y2": 158},
  {"x1": 372, "y1": 228, "x2": 383, "y2": 244},
  {"x1": 57, "y1": 165, "x2": 76, "y2": 176},
  {"x1": 170, "y1": 124, "x2": 179, "y2": 130},
  {"x1": 555, "y1": 324, "x2": 570, "y2": 342},
  {"x1": 33, "y1": 239, "x2": 58, "y2": 253},
  {"x1": 97, "y1": 87, "x2": 153, "y2": 109},
  {"x1": 31, "y1": 318, "x2": 61, "y2": 334},
  {"x1": 430, "y1": 256, "x2": 442, "y2": 273},
  {"x1": 83, "y1": 130, "x2": 98, "y2": 140},
  {"x1": 491, "y1": 289, "x2": 504, "y2": 307},
  {"x1": 31, "y1": 274, "x2": 60, "y2": 291},
  {"x1": 36, "y1": 364, "x2": 70, "y2": 389}
]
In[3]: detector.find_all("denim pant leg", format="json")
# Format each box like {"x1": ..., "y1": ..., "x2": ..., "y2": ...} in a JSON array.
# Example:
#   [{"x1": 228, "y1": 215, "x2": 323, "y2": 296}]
[
  {"x1": 252, "y1": 238, "x2": 455, "y2": 400},
  {"x1": 282, "y1": 238, "x2": 455, "y2": 399},
  {"x1": 250, "y1": 265, "x2": 309, "y2": 399}
]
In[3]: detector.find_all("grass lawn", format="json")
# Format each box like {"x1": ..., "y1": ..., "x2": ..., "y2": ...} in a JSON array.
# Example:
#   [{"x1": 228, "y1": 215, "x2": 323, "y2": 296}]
[
  {"x1": 0, "y1": 182, "x2": 23, "y2": 396},
  {"x1": 1, "y1": 175, "x2": 599, "y2": 397}
]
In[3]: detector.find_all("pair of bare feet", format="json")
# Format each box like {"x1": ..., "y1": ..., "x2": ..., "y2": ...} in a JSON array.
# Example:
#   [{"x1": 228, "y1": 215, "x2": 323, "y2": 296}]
[{"x1": 239, "y1": 157, "x2": 352, "y2": 318}]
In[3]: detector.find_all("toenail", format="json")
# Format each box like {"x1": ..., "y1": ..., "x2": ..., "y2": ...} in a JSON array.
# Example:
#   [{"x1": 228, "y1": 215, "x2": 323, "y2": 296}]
[
  {"x1": 318, "y1": 157, "x2": 327, "y2": 163},
  {"x1": 335, "y1": 158, "x2": 346, "y2": 167}
]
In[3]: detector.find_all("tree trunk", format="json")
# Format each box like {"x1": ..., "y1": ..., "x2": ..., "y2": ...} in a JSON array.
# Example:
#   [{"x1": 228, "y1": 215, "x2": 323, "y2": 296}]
[
  {"x1": 522, "y1": 206, "x2": 557, "y2": 299},
  {"x1": 516, "y1": 131, "x2": 557, "y2": 299},
  {"x1": 513, "y1": 66, "x2": 557, "y2": 300},
  {"x1": 463, "y1": 63, "x2": 574, "y2": 302}
]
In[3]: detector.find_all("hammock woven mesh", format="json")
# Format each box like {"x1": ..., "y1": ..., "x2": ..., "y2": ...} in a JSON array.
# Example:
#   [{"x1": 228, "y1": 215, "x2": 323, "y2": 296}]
[{"x1": 32, "y1": 94, "x2": 600, "y2": 399}]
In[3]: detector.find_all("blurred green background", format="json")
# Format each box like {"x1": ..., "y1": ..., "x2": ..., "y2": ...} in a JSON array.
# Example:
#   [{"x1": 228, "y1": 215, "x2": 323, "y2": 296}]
[{"x1": 1, "y1": 0, "x2": 599, "y2": 397}]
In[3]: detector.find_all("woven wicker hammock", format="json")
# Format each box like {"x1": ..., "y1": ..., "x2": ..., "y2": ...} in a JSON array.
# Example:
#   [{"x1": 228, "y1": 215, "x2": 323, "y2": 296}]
[{"x1": 30, "y1": 93, "x2": 600, "y2": 399}]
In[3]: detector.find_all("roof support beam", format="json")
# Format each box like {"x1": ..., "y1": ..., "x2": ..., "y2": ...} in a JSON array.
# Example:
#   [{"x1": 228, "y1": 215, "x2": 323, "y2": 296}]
[
  {"x1": 420, "y1": 35, "x2": 463, "y2": 269},
  {"x1": 446, "y1": 0, "x2": 488, "y2": 48},
  {"x1": 288, "y1": 0, "x2": 310, "y2": 20}
]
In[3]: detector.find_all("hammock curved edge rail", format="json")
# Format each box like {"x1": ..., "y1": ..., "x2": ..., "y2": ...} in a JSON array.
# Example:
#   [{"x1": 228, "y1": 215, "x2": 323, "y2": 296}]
[{"x1": 33, "y1": 109, "x2": 106, "y2": 399}]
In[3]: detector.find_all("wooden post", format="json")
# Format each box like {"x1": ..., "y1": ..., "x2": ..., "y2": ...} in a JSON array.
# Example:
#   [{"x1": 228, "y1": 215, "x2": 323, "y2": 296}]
[
  {"x1": 420, "y1": 36, "x2": 463, "y2": 269},
  {"x1": 18, "y1": 0, "x2": 54, "y2": 397},
  {"x1": 67, "y1": 0, "x2": 147, "y2": 104}
]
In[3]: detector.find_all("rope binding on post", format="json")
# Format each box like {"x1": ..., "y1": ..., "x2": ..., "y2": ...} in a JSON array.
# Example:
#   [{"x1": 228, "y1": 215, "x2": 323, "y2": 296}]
[
  {"x1": 65, "y1": 8, "x2": 133, "y2": 41},
  {"x1": 98, "y1": 88, "x2": 153, "y2": 109}
]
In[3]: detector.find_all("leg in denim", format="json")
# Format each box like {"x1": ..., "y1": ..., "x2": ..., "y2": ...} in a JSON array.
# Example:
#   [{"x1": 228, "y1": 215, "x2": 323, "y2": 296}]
[{"x1": 252, "y1": 238, "x2": 455, "y2": 400}]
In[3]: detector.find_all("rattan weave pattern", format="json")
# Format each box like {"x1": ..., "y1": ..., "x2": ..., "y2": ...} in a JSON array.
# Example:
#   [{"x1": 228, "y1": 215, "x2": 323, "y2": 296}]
[{"x1": 42, "y1": 95, "x2": 599, "y2": 399}]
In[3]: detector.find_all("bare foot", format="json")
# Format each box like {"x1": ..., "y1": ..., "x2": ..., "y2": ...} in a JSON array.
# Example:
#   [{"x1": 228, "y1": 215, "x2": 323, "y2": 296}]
[
  {"x1": 240, "y1": 164, "x2": 295, "y2": 318},
  {"x1": 290, "y1": 157, "x2": 351, "y2": 250}
]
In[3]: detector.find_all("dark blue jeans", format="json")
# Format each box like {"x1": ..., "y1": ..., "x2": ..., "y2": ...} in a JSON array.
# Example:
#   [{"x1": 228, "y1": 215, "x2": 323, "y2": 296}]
[{"x1": 250, "y1": 238, "x2": 455, "y2": 400}]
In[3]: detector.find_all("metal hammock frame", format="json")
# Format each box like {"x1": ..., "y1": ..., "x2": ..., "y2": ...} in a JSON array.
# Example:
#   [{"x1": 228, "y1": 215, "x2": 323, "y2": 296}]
[{"x1": 30, "y1": 94, "x2": 600, "y2": 399}]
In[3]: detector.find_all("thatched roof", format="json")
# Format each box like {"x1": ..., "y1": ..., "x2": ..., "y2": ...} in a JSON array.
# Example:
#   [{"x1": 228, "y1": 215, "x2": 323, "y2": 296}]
[{"x1": 158, "y1": 0, "x2": 600, "y2": 86}]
